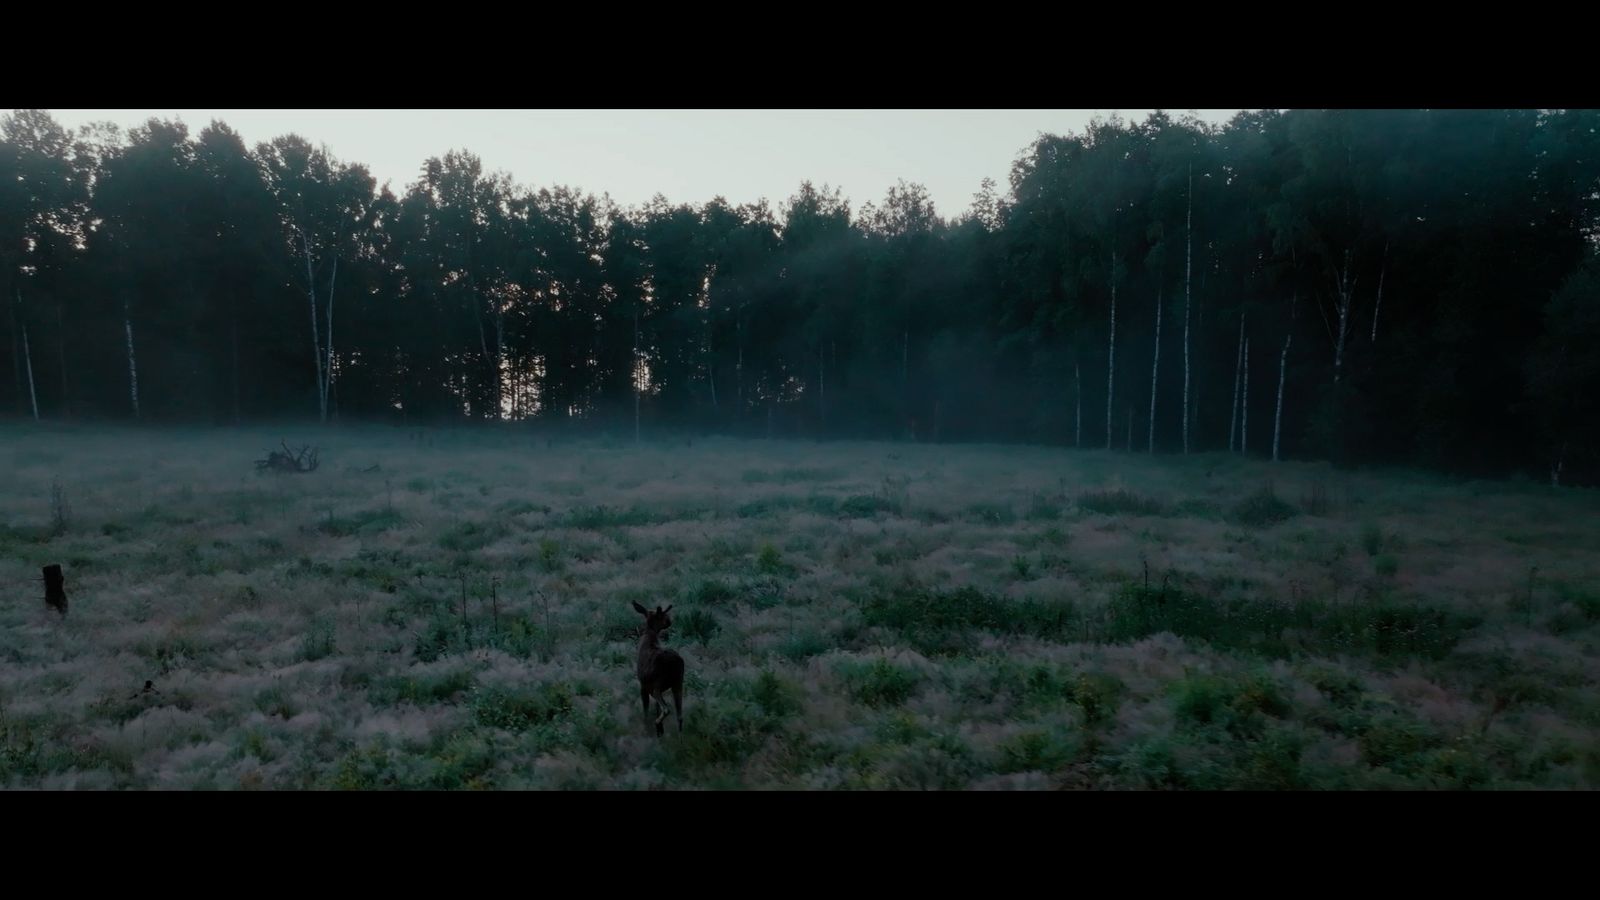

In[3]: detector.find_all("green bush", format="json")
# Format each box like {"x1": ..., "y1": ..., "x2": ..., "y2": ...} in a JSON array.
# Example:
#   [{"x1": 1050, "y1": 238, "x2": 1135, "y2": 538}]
[{"x1": 838, "y1": 658, "x2": 921, "y2": 707}]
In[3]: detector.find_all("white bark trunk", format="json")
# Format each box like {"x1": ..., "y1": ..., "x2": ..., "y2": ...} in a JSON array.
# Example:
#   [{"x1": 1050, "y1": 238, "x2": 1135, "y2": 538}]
[
  {"x1": 1333, "y1": 252, "x2": 1353, "y2": 385},
  {"x1": 1229, "y1": 313, "x2": 1244, "y2": 452},
  {"x1": 708, "y1": 354, "x2": 717, "y2": 411},
  {"x1": 22, "y1": 319, "x2": 39, "y2": 421},
  {"x1": 1241, "y1": 337, "x2": 1250, "y2": 455},
  {"x1": 494, "y1": 307, "x2": 505, "y2": 420},
  {"x1": 1273, "y1": 333, "x2": 1291, "y2": 462},
  {"x1": 326, "y1": 254, "x2": 338, "y2": 421},
  {"x1": 633, "y1": 308, "x2": 641, "y2": 444},
  {"x1": 123, "y1": 312, "x2": 139, "y2": 419},
  {"x1": 232, "y1": 314, "x2": 240, "y2": 425},
  {"x1": 1370, "y1": 244, "x2": 1387, "y2": 344},
  {"x1": 1074, "y1": 360, "x2": 1082, "y2": 448},
  {"x1": 1183, "y1": 168, "x2": 1192, "y2": 454},
  {"x1": 302, "y1": 232, "x2": 326, "y2": 423},
  {"x1": 1106, "y1": 251, "x2": 1117, "y2": 450},
  {"x1": 1149, "y1": 288, "x2": 1162, "y2": 454}
]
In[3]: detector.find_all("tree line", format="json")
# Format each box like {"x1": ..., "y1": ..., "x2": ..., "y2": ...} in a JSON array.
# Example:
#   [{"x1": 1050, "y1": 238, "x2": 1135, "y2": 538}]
[{"x1": 3, "y1": 108, "x2": 1598, "y2": 483}]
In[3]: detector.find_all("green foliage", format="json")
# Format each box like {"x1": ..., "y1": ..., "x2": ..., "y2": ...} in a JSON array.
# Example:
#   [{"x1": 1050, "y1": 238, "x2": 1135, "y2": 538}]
[
  {"x1": 837, "y1": 658, "x2": 921, "y2": 707},
  {"x1": 751, "y1": 670, "x2": 803, "y2": 720},
  {"x1": 436, "y1": 519, "x2": 509, "y2": 552},
  {"x1": 676, "y1": 608, "x2": 721, "y2": 642},
  {"x1": 537, "y1": 538, "x2": 563, "y2": 572},
  {"x1": 471, "y1": 683, "x2": 575, "y2": 732},
  {"x1": 741, "y1": 467, "x2": 839, "y2": 484},
  {"x1": 1078, "y1": 490, "x2": 1164, "y2": 516},
  {"x1": 1231, "y1": 485, "x2": 1297, "y2": 528},
  {"x1": 563, "y1": 505, "x2": 658, "y2": 529},
  {"x1": 841, "y1": 494, "x2": 897, "y2": 518},
  {"x1": 319, "y1": 508, "x2": 404, "y2": 537},
  {"x1": 1100, "y1": 580, "x2": 1481, "y2": 660},
  {"x1": 755, "y1": 541, "x2": 792, "y2": 576},
  {"x1": 965, "y1": 501, "x2": 1017, "y2": 525},
  {"x1": 684, "y1": 578, "x2": 740, "y2": 606},
  {"x1": 862, "y1": 585, "x2": 1077, "y2": 654}
]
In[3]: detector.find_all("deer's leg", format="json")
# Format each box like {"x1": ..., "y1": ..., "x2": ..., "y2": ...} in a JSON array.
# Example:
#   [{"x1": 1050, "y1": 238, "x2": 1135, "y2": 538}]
[
  {"x1": 640, "y1": 683, "x2": 651, "y2": 727},
  {"x1": 651, "y1": 689, "x2": 667, "y2": 737},
  {"x1": 670, "y1": 685, "x2": 683, "y2": 732}
]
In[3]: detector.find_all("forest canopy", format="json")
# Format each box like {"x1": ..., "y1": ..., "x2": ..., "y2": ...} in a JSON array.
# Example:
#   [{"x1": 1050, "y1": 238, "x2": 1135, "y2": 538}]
[{"x1": 3, "y1": 108, "x2": 1598, "y2": 484}]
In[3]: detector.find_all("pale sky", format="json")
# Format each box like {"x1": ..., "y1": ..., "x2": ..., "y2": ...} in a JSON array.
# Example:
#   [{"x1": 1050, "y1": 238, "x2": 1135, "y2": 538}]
[{"x1": 29, "y1": 109, "x2": 1243, "y2": 216}]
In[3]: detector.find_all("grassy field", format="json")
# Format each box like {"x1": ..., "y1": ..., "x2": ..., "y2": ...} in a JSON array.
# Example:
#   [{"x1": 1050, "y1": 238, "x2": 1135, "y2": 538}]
[{"x1": 2, "y1": 423, "x2": 1598, "y2": 790}]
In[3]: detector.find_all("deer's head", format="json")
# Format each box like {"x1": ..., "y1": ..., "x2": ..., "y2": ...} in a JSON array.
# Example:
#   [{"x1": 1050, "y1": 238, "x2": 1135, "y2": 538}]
[{"x1": 632, "y1": 601, "x2": 673, "y2": 635}]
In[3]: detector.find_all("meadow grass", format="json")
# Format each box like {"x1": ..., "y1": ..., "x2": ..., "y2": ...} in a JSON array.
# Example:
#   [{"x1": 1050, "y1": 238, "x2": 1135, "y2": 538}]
[{"x1": 2, "y1": 423, "x2": 1597, "y2": 789}]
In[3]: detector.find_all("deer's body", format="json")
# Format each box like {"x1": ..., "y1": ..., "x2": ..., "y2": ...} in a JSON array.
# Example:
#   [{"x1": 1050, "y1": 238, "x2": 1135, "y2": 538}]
[{"x1": 633, "y1": 602, "x2": 684, "y2": 736}]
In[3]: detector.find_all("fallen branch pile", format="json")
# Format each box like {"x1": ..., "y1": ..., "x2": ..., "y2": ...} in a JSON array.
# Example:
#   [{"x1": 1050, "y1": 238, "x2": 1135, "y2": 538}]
[{"x1": 256, "y1": 442, "x2": 320, "y2": 474}]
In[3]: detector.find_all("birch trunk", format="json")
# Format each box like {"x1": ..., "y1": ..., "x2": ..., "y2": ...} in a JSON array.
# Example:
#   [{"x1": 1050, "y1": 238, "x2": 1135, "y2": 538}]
[
  {"x1": 326, "y1": 255, "x2": 338, "y2": 422},
  {"x1": 708, "y1": 355, "x2": 717, "y2": 412},
  {"x1": 1371, "y1": 242, "x2": 1387, "y2": 344},
  {"x1": 1273, "y1": 334, "x2": 1292, "y2": 462},
  {"x1": 1106, "y1": 251, "x2": 1117, "y2": 450},
  {"x1": 1333, "y1": 252, "x2": 1353, "y2": 385},
  {"x1": 707, "y1": 324, "x2": 718, "y2": 413},
  {"x1": 633, "y1": 308, "x2": 641, "y2": 444},
  {"x1": 22, "y1": 318, "x2": 39, "y2": 421},
  {"x1": 1074, "y1": 360, "x2": 1082, "y2": 448},
  {"x1": 1148, "y1": 287, "x2": 1162, "y2": 454},
  {"x1": 1229, "y1": 314, "x2": 1244, "y2": 452},
  {"x1": 232, "y1": 311, "x2": 241, "y2": 425},
  {"x1": 1183, "y1": 167, "x2": 1192, "y2": 454},
  {"x1": 1241, "y1": 338, "x2": 1250, "y2": 455},
  {"x1": 123, "y1": 296, "x2": 139, "y2": 420},
  {"x1": 303, "y1": 233, "x2": 325, "y2": 423}
]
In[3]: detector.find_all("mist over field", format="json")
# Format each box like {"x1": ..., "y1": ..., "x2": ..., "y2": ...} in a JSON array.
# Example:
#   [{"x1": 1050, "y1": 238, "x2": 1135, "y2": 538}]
[{"x1": 3, "y1": 108, "x2": 1599, "y2": 789}]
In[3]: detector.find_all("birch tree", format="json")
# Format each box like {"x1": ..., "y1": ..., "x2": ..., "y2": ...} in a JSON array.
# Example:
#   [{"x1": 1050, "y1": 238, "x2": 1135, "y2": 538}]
[
  {"x1": 122, "y1": 294, "x2": 138, "y2": 418},
  {"x1": 1075, "y1": 360, "x2": 1082, "y2": 448},
  {"x1": 1106, "y1": 249, "x2": 1117, "y2": 450},
  {"x1": 16, "y1": 290, "x2": 37, "y2": 419},
  {"x1": 259, "y1": 136, "x2": 377, "y2": 424},
  {"x1": 1148, "y1": 287, "x2": 1161, "y2": 453},
  {"x1": 1229, "y1": 313, "x2": 1245, "y2": 452},
  {"x1": 1272, "y1": 292, "x2": 1297, "y2": 462},
  {"x1": 1370, "y1": 241, "x2": 1388, "y2": 344},
  {"x1": 1240, "y1": 337, "x2": 1251, "y2": 455},
  {"x1": 1327, "y1": 250, "x2": 1355, "y2": 385},
  {"x1": 1273, "y1": 333, "x2": 1292, "y2": 462},
  {"x1": 1183, "y1": 167, "x2": 1193, "y2": 454}
]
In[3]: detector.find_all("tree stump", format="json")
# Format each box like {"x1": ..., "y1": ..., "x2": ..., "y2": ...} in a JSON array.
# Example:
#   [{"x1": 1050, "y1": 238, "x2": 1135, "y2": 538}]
[{"x1": 43, "y1": 564, "x2": 66, "y2": 616}]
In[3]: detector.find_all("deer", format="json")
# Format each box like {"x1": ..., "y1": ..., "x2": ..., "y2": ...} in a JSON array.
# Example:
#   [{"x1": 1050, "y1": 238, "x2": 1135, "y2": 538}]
[{"x1": 632, "y1": 601, "x2": 684, "y2": 736}]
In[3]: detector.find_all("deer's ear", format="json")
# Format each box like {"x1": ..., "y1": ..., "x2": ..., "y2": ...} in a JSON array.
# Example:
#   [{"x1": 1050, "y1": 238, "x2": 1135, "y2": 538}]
[
  {"x1": 632, "y1": 601, "x2": 649, "y2": 615},
  {"x1": 663, "y1": 605, "x2": 673, "y2": 614}
]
